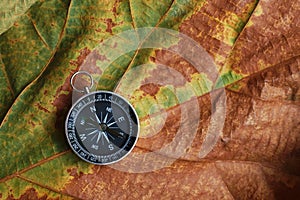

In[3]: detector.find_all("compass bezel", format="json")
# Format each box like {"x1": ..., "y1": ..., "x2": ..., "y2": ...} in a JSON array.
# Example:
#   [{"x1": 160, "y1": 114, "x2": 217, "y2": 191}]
[{"x1": 65, "y1": 90, "x2": 140, "y2": 165}]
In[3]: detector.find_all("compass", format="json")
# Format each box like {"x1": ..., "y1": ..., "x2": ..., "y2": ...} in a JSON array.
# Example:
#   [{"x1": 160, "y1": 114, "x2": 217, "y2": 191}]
[{"x1": 65, "y1": 71, "x2": 139, "y2": 165}]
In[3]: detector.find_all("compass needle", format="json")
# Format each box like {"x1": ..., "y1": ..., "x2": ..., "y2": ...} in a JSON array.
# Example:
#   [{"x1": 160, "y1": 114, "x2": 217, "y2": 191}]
[
  {"x1": 96, "y1": 132, "x2": 101, "y2": 144},
  {"x1": 103, "y1": 132, "x2": 110, "y2": 143},
  {"x1": 94, "y1": 113, "x2": 101, "y2": 124},
  {"x1": 103, "y1": 113, "x2": 108, "y2": 123},
  {"x1": 107, "y1": 127, "x2": 124, "y2": 138},
  {"x1": 108, "y1": 134, "x2": 115, "y2": 140},
  {"x1": 85, "y1": 128, "x2": 96, "y2": 132},
  {"x1": 89, "y1": 117, "x2": 95, "y2": 122},
  {"x1": 91, "y1": 132, "x2": 98, "y2": 141},
  {"x1": 87, "y1": 129, "x2": 98, "y2": 136},
  {"x1": 107, "y1": 116, "x2": 114, "y2": 123},
  {"x1": 107, "y1": 121, "x2": 116, "y2": 127},
  {"x1": 87, "y1": 122, "x2": 95, "y2": 127}
]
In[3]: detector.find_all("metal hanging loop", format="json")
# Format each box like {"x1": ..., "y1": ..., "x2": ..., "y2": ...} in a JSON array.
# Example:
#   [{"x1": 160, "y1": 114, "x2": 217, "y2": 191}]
[{"x1": 70, "y1": 71, "x2": 94, "y2": 94}]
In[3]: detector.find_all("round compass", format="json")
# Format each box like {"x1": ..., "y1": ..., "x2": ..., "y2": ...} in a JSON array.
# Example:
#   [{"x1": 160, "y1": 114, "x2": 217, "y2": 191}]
[{"x1": 65, "y1": 75, "x2": 139, "y2": 165}]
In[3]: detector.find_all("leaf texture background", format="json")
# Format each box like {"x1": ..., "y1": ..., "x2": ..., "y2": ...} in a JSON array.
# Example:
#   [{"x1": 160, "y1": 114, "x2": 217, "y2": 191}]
[{"x1": 0, "y1": 0, "x2": 299, "y2": 199}]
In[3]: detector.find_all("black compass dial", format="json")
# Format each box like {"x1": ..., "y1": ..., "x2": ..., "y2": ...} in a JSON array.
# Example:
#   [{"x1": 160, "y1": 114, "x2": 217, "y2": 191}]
[{"x1": 65, "y1": 91, "x2": 139, "y2": 165}]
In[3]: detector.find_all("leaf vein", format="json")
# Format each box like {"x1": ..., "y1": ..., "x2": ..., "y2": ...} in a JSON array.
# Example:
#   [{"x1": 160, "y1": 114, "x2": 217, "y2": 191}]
[
  {"x1": 113, "y1": 0, "x2": 176, "y2": 91},
  {"x1": 26, "y1": 13, "x2": 51, "y2": 50},
  {"x1": 16, "y1": 175, "x2": 84, "y2": 199},
  {"x1": 0, "y1": 0, "x2": 73, "y2": 126},
  {"x1": 128, "y1": 0, "x2": 136, "y2": 29},
  {"x1": 0, "y1": 150, "x2": 70, "y2": 183},
  {"x1": 213, "y1": 163, "x2": 236, "y2": 199},
  {"x1": 0, "y1": 55, "x2": 15, "y2": 98},
  {"x1": 226, "y1": 54, "x2": 300, "y2": 94}
]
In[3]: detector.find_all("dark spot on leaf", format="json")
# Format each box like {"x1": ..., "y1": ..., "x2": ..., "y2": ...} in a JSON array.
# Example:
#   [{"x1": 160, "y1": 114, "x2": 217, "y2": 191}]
[
  {"x1": 112, "y1": 6, "x2": 117, "y2": 14},
  {"x1": 9, "y1": 39, "x2": 18, "y2": 45},
  {"x1": 67, "y1": 168, "x2": 78, "y2": 177},
  {"x1": 69, "y1": 47, "x2": 91, "y2": 68},
  {"x1": 35, "y1": 103, "x2": 50, "y2": 113},
  {"x1": 29, "y1": 120, "x2": 35, "y2": 126},
  {"x1": 80, "y1": 50, "x2": 107, "y2": 75},
  {"x1": 112, "y1": 0, "x2": 118, "y2": 16},
  {"x1": 7, "y1": 188, "x2": 53, "y2": 200},
  {"x1": 105, "y1": 18, "x2": 116, "y2": 34},
  {"x1": 66, "y1": 167, "x2": 87, "y2": 181},
  {"x1": 140, "y1": 83, "x2": 160, "y2": 96}
]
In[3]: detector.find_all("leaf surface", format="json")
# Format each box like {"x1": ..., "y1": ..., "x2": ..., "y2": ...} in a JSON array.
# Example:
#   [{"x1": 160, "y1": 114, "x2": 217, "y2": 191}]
[{"x1": 0, "y1": 0, "x2": 299, "y2": 199}]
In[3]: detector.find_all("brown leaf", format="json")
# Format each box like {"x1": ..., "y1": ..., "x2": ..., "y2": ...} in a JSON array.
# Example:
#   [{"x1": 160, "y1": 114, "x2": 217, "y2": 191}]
[{"x1": 0, "y1": 0, "x2": 299, "y2": 199}]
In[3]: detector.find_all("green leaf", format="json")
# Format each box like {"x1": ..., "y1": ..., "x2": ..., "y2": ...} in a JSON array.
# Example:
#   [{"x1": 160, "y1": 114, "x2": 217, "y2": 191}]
[{"x1": 0, "y1": 0, "x2": 299, "y2": 199}]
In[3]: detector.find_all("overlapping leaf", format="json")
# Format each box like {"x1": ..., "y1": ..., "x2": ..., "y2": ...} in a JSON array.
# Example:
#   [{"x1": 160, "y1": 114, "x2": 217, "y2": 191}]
[{"x1": 0, "y1": 0, "x2": 299, "y2": 199}]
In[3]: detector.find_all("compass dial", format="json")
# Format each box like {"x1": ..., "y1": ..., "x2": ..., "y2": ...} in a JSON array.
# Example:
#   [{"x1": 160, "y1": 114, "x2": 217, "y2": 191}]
[{"x1": 65, "y1": 91, "x2": 139, "y2": 165}]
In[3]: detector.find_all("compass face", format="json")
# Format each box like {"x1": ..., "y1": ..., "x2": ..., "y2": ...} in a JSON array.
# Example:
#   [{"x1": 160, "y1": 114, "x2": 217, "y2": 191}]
[{"x1": 65, "y1": 91, "x2": 139, "y2": 165}]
